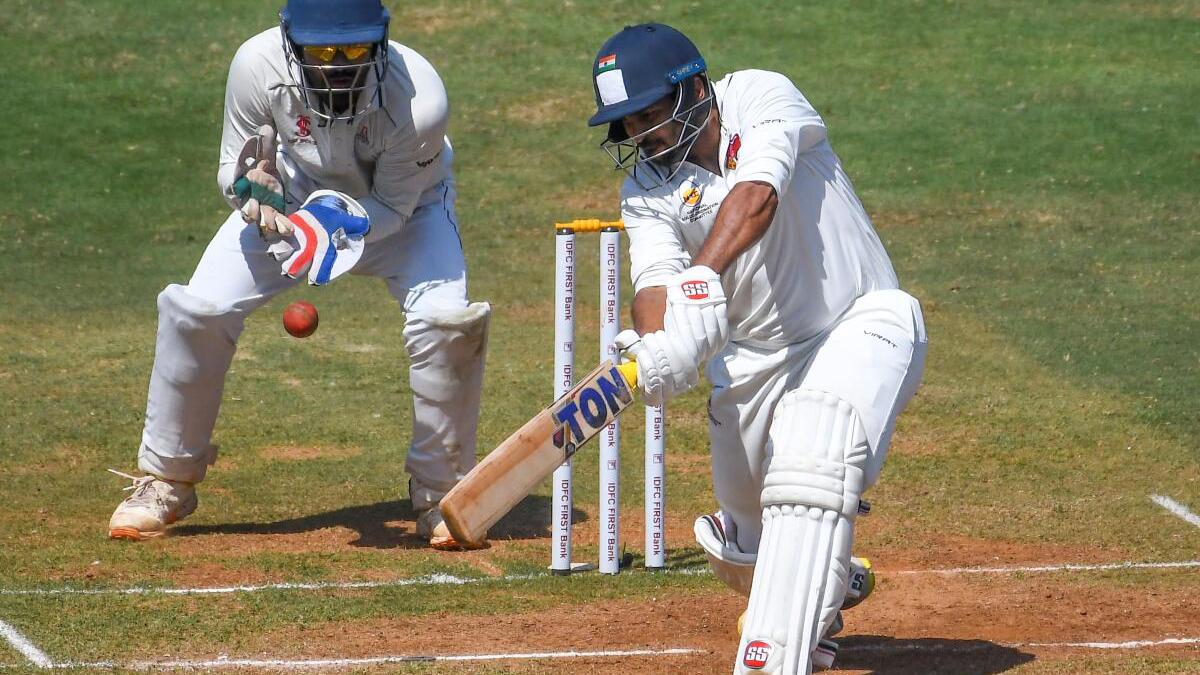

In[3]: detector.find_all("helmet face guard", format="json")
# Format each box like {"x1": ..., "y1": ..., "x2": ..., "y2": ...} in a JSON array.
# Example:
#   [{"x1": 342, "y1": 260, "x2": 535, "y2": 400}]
[
  {"x1": 600, "y1": 76, "x2": 713, "y2": 191},
  {"x1": 278, "y1": 0, "x2": 390, "y2": 123},
  {"x1": 280, "y1": 27, "x2": 388, "y2": 123}
]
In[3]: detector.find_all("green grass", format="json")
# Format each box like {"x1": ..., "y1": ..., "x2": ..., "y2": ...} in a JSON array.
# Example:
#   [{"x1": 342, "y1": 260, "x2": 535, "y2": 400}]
[{"x1": 0, "y1": 0, "x2": 1197, "y2": 672}]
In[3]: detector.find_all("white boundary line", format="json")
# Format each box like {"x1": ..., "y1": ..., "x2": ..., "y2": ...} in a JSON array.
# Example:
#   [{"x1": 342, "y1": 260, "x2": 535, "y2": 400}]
[
  {"x1": 1151, "y1": 494, "x2": 1200, "y2": 529},
  {"x1": 3, "y1": 560, "x2": 1199, "y2": 596},
  {"x1": 0, "y1": 618, "x2": 54, "y2": 668}
]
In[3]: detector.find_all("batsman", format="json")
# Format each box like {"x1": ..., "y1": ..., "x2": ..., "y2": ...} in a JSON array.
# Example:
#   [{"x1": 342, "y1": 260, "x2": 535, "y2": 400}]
[
  {"x1": 107, "y1": 0, "x2": 490, "y2": 549},
  {"x1": 588, "y1": 25, "x2": 928, "y2": 673}
]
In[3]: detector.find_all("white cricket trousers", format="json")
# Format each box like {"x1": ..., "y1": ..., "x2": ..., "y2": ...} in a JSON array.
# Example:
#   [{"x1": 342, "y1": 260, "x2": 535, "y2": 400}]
[
  {"x1": 138, "y1": 179, "x2": 475, "y2": 493},
  {"x1": 707, "y1": 288, "x2": 928, "y2": 553}
]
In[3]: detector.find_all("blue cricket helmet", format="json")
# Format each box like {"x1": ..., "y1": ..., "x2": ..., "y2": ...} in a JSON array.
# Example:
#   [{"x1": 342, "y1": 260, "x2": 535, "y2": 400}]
[
  {"x1": 589, "y1": 24, "x2": 713, "y2": 190},
  {"x1": 280, "y1": 0, "x2": 389, "y2": 45},
  {"x1": 279, "y1": 0, "x2": 391, "y2": 123},
  {"x1": 588, "y1": 23, "x2": 706, "y2": 127}
]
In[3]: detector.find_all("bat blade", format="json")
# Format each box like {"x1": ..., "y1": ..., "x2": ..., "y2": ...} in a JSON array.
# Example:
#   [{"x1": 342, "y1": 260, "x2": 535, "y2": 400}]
[{"x1": 440, "y1": 360, "x2": 639, "y2": 548}]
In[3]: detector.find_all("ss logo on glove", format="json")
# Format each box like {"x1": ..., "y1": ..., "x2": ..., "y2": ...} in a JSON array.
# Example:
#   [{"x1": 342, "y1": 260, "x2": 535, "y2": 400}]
[{"x1": 681, "y1": 280, "x2": 710, "y2": 300}]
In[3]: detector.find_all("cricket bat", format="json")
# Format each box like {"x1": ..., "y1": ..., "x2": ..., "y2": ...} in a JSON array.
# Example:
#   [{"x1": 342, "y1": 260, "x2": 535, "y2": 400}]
[{"x1": 440, "y1": 359, "x2": 639, "y2": 548}]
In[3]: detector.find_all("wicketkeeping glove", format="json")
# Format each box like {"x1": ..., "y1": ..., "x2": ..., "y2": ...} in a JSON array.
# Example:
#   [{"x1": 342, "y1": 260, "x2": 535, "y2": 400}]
[
  {"x1": 231, "y1": 125, "x2": 288, "y2": 237},
  {"x1": 279, "y1": 190, "x2": 371, "y2": 286}
]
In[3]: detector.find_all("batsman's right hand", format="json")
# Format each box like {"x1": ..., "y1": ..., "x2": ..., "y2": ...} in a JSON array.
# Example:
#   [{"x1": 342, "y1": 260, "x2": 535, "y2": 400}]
[{"x1": 615, "y1": 328, "x2": 699, "y2": 407}]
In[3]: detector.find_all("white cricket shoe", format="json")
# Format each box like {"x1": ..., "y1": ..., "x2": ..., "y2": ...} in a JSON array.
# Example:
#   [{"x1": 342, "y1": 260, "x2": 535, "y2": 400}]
[
  {"x1": 107, "y1": 470, "x2": 197, "y2": 541},
  {"x1": 735, "y1": 556, "x2": 875, "y2": 671}
]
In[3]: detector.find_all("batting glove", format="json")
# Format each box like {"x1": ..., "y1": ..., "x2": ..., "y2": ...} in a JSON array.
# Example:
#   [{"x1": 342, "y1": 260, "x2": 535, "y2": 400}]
[
  {"x1": 664, "y1": 265, "x2": 729, "y2": 366},
  {"x1": 279, "y1": 190, "x2": 371, "y2": 286},
  {"x1": 614, "y1": 328, "x2": 699, "y2": 407}
]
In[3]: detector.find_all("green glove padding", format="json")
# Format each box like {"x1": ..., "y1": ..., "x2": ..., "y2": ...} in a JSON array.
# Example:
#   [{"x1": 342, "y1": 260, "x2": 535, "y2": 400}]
[{"x1": 233, "y1": 176, "x2": 286, "y2": 212}]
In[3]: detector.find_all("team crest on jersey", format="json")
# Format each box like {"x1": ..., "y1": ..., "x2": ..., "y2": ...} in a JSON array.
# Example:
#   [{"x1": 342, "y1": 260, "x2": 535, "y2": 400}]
[
  {"x1": 296, "y1": 116, "x2": 312, "y2": 138},
  {"x1": 356, "y1": 123, "x2": 369, "y2": 144},
  {"x1": 679, "y1": 180, "x2": 702, "y2": 207},
  {"x1": 725, "y1": 134, "x2": 741, "y2": 170}
]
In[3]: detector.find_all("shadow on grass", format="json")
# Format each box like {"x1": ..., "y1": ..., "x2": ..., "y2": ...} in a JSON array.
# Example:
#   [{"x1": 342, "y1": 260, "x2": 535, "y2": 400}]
[
  {"x1": 172, "y1": 495, "x2": 588, "y2": 549},
  {"x1": 836, "y1": 636, "x2": 1034, "y2": 674}
]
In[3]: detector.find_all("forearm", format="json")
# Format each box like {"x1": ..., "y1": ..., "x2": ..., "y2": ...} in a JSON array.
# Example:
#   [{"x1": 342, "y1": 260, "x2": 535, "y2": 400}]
[
  {"x1": 359, "y1": 195, "x2": 406, "y2": 242},
  {"x1": 217, "y1": 162, "x2": 241, "y2": 209},
  {"x1": 692, "y1": 180, "x2": 778, "y2": 274},
  {"x1": 632, "y1": 287, "x2": 667, "y2": 334}
]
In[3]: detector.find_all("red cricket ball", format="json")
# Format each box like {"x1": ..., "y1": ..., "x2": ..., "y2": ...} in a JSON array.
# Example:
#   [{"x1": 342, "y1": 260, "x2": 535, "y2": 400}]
[{"x1": 282, "y1": 301, "x2": 319, "y2": 338}]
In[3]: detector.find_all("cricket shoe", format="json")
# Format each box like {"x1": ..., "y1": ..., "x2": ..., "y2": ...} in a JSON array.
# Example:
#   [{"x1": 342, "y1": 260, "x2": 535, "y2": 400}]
[
  {"x1": 735, "y1": 614, "x2": 840, "y2": 672},
  {"x1": 734, "y1": 556, "x2": 875, "y2": 634},
  {"x1": 107, "y1": 469, "x2": 197, "y2": 540}
]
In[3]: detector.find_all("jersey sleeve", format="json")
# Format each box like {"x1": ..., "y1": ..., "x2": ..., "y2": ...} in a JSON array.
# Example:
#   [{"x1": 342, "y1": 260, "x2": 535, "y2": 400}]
[
  {"x1": 727, "y1": 70, "x2": 828, "y2": 196},
  {"x1": 621, "y1": 183, "x2": 690, "y2": 293},
  {"x1": 360, "y1": 78, "x2": 450, "y2": 242},
  {"x1": 217, "y1": 37, "x2": 276, "y2": 207}
]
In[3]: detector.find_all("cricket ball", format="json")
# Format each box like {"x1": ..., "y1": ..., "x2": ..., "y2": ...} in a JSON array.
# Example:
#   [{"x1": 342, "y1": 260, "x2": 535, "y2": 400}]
[{"x1": 282, "y1": 301, "x2": 319, "y2": 338}]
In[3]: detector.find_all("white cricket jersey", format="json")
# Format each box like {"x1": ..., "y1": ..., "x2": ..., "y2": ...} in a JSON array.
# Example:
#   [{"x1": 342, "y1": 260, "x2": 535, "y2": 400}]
[
  {"x1": 217, "y1": 27, "x2": 452, "y2": 242},
  {"x1": 622, "y1": 69, "x2": 899, "y2": 348}
]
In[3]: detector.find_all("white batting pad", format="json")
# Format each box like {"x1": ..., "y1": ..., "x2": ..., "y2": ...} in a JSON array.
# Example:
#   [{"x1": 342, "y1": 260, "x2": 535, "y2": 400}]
[{"x1": 735, "y1": 389, "x2": 868, "y2": 675}]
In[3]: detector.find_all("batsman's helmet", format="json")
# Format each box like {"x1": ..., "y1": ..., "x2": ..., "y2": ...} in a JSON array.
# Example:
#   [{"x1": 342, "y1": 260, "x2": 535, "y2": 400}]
[
  {"x1": 280, "y1": 0, "x2": 391, "y2": 122},
  {"x1": 588, "y1": 24, "x2": 712, "y2": 190}
]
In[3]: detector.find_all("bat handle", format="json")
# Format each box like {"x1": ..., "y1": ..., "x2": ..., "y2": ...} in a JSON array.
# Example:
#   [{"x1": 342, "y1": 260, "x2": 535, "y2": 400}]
[{"x1": 617, "y1": 360, "x2": 638, "y2": 389}]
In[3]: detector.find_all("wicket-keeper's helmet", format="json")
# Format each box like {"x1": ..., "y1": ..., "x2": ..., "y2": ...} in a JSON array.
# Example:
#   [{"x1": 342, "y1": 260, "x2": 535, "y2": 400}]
[{"x1": 280, "y1": 0, "x2": 391, "y2": 122}]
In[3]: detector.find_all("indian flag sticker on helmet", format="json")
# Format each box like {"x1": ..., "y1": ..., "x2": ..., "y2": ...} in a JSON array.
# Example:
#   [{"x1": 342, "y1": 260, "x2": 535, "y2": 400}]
[{"x1": 597, "y1": 53, "x2": 617, "y2": 72}]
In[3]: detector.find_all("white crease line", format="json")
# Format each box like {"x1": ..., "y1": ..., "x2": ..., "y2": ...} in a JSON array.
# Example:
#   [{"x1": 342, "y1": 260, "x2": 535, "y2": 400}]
[
  {"x1": 840, "y1": 637, "x2": 1200, "y2": 654},
  {"x1": 0, "y1": 572, "x2": 542, "y2": 596},
  {"x1": 891, "y1": 560, "x2": 1200, "y2": 575},
  {"x1": 1018, "y1": 637, "x2": 1200, "y2": 649},
  {"x1": 3, "y1": 559, "x2": 1198, "y2": 597},
  {"x1": 0, "y1": 647, "x2": 702, "y2": 670},
  {"x1": 0, "y1": 618, "x2": 54, "y2": 668},
  {"x1": 1151, "y1": 494, "x2": 1200, "y2": 529},
  {"x1": 4, "y1": 639, "x2": 1197, "y2": 670}
]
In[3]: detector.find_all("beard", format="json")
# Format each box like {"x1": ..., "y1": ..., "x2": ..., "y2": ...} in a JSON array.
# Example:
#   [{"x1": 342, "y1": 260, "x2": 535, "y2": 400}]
[{"x1": 305, "y1": 66, "x2": 368, "y2": 115}]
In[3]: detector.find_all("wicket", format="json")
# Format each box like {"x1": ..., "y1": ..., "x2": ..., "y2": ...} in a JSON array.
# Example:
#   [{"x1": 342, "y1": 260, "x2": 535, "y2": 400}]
[{"x1": 553, "y1": 219, "x2": 666, "y2": 575}]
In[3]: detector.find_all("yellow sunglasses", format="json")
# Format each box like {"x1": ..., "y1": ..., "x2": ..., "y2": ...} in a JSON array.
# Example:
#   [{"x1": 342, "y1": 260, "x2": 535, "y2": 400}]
[{"x1": 302, "y1": 43, "x2": 373, "y2": 63}]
